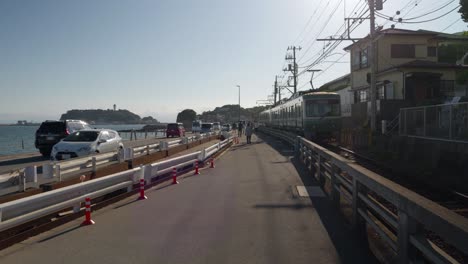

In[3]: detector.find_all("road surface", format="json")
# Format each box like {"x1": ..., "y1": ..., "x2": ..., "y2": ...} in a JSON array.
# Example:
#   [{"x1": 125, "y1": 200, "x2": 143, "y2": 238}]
[{"x1": 0, "y1": 133, "x2": 377, "y2": 264}]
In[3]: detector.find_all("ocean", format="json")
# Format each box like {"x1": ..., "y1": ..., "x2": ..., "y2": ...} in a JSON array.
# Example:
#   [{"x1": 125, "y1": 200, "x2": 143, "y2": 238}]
[{"x1": 0, "y1": 124, "x2": 150, "y2": 156}]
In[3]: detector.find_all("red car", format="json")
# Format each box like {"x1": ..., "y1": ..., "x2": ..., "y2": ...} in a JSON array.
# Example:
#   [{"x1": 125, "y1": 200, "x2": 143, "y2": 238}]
[{"x1": 166, "y1": 123, "x2": 186, "y2": 137}]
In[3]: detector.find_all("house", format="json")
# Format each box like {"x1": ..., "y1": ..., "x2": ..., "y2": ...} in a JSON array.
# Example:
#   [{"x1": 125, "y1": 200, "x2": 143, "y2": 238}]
[{"x1": 344, "y1": 28, "x2": 468, "y2": 126}]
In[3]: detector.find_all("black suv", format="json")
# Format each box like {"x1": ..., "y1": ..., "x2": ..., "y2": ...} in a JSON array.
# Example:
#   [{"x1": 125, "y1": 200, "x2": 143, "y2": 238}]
[{"x1": 35, "y1": 120, "x2": 91, "y2": 156}]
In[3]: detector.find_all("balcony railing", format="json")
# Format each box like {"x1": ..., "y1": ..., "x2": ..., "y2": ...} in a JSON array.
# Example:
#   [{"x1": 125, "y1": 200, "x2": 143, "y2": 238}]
[{"x1": 399, "y1": 102, "x2": 468, "y2": 142}]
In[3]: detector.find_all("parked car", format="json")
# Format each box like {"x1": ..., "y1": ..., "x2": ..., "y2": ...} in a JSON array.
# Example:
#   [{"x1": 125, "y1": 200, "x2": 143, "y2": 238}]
[
  {"x1": 222, "y1": 124, "x2": 231, "y2": 131},
  {"x1": 51, "y1": 129, "x2": 123, "y2": 160},
  {"x1": 192, "y1": 120, "x2": 202, "y2": 133},
  {"x1": 212, "y1": 122, "x2": 221, "y2": 131},
  {"x1": 201, "y1": 123, "x2": 213, "y2": 133},
  {"x1": 35, "y1": 120, "x2": 91, "y2": 157},
  {"x1": 166, "y1": 123, "x2": 185, "y2": 137}
]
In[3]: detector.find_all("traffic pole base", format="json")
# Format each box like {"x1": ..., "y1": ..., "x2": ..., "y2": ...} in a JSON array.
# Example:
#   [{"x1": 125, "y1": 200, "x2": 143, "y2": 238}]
[
  {"x1": 138, "y1": 195, "x2": 148, "y2": 200},
  {"x1": 81, "y1": 219, "x2": 95, "y2": 226},
  {"x1": 194, "y1": 171, "x2": 200, "y2": 175},
  {"x1": 172, "y1": 180, "x2": 179, "y2": 185}
]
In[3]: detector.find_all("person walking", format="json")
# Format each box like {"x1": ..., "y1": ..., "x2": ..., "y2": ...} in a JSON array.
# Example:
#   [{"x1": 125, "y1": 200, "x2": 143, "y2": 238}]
[
  {"x1": 245, "y1": 122, "x2": 253, "y2": 144},
  {"x1": 238, "y1": 122, "x2": 243, "y2": 137}
]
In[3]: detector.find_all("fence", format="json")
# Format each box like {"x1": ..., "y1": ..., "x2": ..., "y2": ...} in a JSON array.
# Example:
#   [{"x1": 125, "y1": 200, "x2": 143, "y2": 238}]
[
  {"x1": 0, "y1": 136, "x2": 233, "y2": 233},
  {"x1": 400, "y1": 102, "x2": 468, "y2": 142},
  {"x1": 0, "y1": 132, "x2": 219, "y2": 197},
  {"x1": 260, "y1": 127, "x2": 468, "y2": 263}
]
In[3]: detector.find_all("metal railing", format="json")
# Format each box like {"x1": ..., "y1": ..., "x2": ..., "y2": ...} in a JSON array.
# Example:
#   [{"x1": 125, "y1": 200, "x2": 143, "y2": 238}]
[
  {"x1": 400, "y1": 102, "x2": 468, "y2": 143},
  {"x1": 260, "y1": 127, "x2": 468, "y2": 263},
  {"x1": 0, "y1": 137, "x2": 233, "y2": 233},
  {"x1": 0, "y1": 132, "x2": 220, "y2": 197}
]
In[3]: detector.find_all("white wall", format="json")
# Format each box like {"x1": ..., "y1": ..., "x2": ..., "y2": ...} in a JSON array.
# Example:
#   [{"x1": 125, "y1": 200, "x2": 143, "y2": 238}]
[{"x1": 337, "y1": 86, "x2": 353, "y2": 117}]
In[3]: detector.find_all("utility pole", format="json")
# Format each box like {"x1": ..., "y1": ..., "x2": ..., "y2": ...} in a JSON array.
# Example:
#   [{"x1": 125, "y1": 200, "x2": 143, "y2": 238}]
[
  {"x1": 369, "y1": 0, "x2": 382, "y2": 132},
  {"x1": 237, "y1": 85, "x2": 241, "y2": 122},
  {"x1": 274, "y1": 76, "x2": 278, "y2": 105},
  {"x1": 284, "y1": 46, "x2": 301, "y2": 95}
]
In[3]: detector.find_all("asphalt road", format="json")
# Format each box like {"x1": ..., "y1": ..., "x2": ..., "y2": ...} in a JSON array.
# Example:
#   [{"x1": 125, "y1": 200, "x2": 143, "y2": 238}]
[
  {"x1": 0, "y1": 134, "x2": 377, "y2": 264},
  {"x1": 0, "y1": 134, "x2": 193, "y2": 175}
]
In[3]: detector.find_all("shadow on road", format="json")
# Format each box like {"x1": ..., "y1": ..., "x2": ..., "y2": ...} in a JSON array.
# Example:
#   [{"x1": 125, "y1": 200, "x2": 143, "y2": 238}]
[
  {"x1": 253, "y1": 203, "x2": 314, "y2": 210},
  {"x1": 37, "y1": 225, "x2": 81, "y2": 243},
  {"x1": 255, "y1": 131, "x2": 378, "y2": 264}
]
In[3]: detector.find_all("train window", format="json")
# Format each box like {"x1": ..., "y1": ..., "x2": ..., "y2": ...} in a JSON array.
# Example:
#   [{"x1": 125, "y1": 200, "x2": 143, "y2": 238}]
[{"x1": 306, "y1": 100, "x2": 340, "y2": 117}]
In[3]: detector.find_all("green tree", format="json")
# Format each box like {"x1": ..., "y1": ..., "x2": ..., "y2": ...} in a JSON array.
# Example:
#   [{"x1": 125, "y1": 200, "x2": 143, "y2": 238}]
[
  {"x1": 176, "y1": 109, "x2": 197, "y2": 129},
  {"x1": 141, "y1": 116, "x2": 159, "y2": 124},
  {"x1": 461, "y1": 0, "x2": 468, "y2": 22}
]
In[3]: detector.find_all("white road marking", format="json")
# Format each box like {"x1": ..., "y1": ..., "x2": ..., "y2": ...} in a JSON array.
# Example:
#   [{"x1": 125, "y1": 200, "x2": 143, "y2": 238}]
[{"x1": 296, "y1": 186, "x2": 325, "y2": 197}]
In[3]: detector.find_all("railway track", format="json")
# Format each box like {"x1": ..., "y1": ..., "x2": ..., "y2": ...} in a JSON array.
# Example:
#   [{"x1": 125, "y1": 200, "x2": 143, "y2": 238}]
[{"x1": 321, "y1": 141, "x2": 468, "y2": 218}]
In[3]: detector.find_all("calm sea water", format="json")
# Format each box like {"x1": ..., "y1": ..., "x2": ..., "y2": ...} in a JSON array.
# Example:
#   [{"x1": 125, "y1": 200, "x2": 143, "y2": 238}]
[{"x1": 0, "y1": 124, "x2": 147, "y2": 156}]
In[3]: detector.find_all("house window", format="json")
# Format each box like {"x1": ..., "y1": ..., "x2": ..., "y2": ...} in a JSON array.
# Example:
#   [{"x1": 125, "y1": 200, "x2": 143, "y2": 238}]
[
  {"x1": 377, "y1": 85, "x2": 385, "y2": 99},
  {"x1": 352, "y1": 47, "x2": 370, "y2": 70},
  {"x1": 360, "y1": 47, "x2": 368, "y2": 68},
  {"x1": 427, "y1": 46, "x2": 437, "y2": 57},
  {"x1": 391, "y1": 44, "x2": 415, "y2": 58},
  {"x1": 355, "y1": 90, "x2": 368, "y2": 103},
  {"x1": 352, "y1": 51, "x2": 361, "y2": 70}
]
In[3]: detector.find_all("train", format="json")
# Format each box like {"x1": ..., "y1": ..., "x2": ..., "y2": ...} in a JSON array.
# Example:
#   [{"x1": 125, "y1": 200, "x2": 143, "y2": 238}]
[{"x1": 259, "y1": 92, "x2": 341, "y2": 140}]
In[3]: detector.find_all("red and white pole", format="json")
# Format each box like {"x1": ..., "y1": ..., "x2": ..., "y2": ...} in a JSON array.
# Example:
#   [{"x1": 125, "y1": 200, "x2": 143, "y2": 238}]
[
  {"x1": 172, "y1": 167, "x2": 179, "y2": 184},
  {"x1": 138, "y1": 179, "x2": 147, "y2": 200},
  {"x1": 81, "y1": 197, "x2": 95, "y2": 226},
  {"x1": 194, "y1": 160, "x2": 200, "y2": 175},
  {"x1": 210, "y1": 157, "x2": 215, "y2": 168}
]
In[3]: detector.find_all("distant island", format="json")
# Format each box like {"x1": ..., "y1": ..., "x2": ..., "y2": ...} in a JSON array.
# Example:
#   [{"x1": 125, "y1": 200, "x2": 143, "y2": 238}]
[{"x1": 60, "y1": 109, "x2": 159, "y2": 125}]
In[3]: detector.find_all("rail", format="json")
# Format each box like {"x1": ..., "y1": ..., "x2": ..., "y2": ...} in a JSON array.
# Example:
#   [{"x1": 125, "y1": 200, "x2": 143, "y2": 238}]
[
  {"x1": 0, "y1": 137, "x2": 233, "y2": 234},
  {"x1": 0, "y1": 132, "x2": 220, "y2": 197},
  {"x1": 259, "y1": 127, "x2": 468, "y2": 263}
]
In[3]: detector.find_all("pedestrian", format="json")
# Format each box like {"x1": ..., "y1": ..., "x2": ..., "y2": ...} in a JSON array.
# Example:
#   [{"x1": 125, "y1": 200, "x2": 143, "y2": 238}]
[
  {"x1": 245, "y1": 122, "x2": 253, "y2": 144},
  {"x1": 238, "y1": 122, "x2": 243, "y2": 137}
]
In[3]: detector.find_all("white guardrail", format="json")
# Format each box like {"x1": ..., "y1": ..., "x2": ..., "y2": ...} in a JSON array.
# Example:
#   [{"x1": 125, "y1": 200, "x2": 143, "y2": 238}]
[
  {"x1": 0, "y1": 132, "x2": 220, "y2": 197},
  {"x1": 0, "y1": 136, "x2": 233, "y2": 232},
  {"x1": 259, "y1": 127, "x2": 468, "y2": 264}
]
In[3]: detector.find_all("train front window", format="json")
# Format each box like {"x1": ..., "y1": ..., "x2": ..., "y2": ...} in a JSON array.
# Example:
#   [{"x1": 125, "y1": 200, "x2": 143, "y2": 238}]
[{"x1": 305, "y1": 100, "x2": 340, "y2": 117}]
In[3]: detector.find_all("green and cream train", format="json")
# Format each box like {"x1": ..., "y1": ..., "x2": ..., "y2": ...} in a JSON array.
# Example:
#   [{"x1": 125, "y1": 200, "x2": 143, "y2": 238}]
[{"x1": 259, "y1": 92, "x2": 341, "y2": 140}]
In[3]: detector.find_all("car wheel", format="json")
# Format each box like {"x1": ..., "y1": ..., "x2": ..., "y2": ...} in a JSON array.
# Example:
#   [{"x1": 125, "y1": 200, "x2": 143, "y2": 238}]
[{"x1": 39, "y1": 149, "x2": 51, "y2": 157}]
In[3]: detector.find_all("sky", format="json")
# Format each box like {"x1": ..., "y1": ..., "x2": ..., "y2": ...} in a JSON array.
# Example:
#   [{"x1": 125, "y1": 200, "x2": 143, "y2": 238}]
[{"x1": 0, "y1": 0, "x2": 466, "y2": 123}]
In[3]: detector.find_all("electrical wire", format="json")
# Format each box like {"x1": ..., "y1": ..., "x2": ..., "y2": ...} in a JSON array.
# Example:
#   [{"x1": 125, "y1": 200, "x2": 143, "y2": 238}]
[
  {"x1": 293, "y1": 1, "x2": 324, "y2": 45},
  {"x1": 441, "y1": 17, "x2": 463, "y2": 31},
  {"x1": 398, "y1": 5, "x2": 460, "y2": 24},
  {"x1": 403, "y1": 0, "x2": 456, "y2": 20}
]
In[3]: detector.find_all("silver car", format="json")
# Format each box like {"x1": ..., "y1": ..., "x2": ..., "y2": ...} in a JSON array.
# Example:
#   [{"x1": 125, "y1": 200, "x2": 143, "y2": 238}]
[{"x1": 51, "y1": 129, "x2": 123, "y2": 160}]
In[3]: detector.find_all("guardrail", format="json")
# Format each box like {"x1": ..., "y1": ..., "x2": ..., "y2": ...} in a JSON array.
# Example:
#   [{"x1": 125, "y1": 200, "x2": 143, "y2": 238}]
[
  {"x1": 259, "y1": 127, "x2": 468, "y2": 264},
  {"x1": 0, "y1": 132, "x2": 220, "y2": 197},
  {"x1": 0, "y1": 136, "x2": 233, "y2": 234}
]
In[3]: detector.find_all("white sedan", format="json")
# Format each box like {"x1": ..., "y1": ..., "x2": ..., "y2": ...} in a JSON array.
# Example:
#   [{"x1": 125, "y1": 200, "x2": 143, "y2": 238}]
[{"x1": 51, "y1": 129, "x2": 123, "y2": 160}]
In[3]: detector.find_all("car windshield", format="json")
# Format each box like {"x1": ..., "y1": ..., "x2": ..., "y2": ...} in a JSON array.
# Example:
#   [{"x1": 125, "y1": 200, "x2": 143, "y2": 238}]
[
  {"x1": 192, "y1": 122, "x2": 200, "y2": 126},
  {"x1": 202, "y1": 124, "x2": 212, "y2": 129},
  {"x1": 63, "y1": 131, "x2": 99, "y2": 142},
  {"x1": 167, "y1": 124, "x2": 178, "y2": 129}
]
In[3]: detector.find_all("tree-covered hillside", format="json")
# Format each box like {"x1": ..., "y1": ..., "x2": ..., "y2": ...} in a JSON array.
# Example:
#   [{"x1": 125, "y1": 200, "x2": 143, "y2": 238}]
[
  {"x1": 198, "y1": 105, "x2": 268, "y2": 123},
  {"x1": 60, "y1": 109, "x2": 153, "y2": 124}
]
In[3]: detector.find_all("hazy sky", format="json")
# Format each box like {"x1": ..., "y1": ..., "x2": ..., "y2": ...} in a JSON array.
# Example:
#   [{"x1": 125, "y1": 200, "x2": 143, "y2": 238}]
[{"x1": 1, "y1": 0, "x2": 466, "y2": 123}]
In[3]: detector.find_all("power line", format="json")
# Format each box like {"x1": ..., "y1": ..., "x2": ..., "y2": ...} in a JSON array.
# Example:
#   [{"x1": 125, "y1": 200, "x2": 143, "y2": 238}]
[
  {"x1": 298, "y1": 0, "x2": 369, "y2": 65},
  {"x1": 297, "y1": 0, "x2": 345, "y2": 62},
  {"x1": 293, "y1": 1, "x2": 325, "y2": 45},
  {"x1": 399, "y1": 5, "x2": 460, "y2": 24},
  {"x1": 441, "y1": 17, "x2": 463, "y2": 31},
  {"x1": 403, "y1": 0, "x2": 456, "y2": 20}
]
